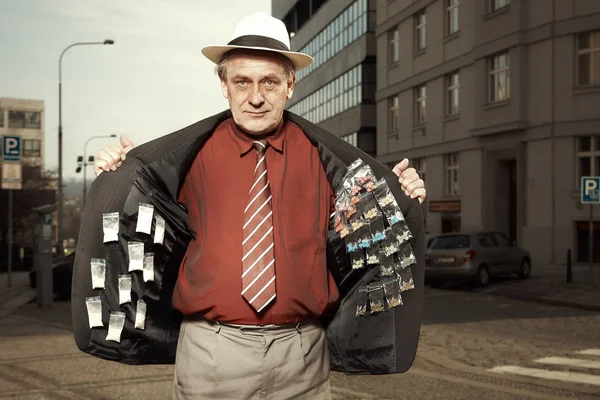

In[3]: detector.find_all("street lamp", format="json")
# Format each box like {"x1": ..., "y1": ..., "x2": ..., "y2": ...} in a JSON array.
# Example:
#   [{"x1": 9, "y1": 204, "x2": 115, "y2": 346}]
[
  {"x1": 58, "y1": 39, "x2": 114, "y2": 253},
  {"x1": 76, "y1": 134, "x2": 117, "y2": 208}
]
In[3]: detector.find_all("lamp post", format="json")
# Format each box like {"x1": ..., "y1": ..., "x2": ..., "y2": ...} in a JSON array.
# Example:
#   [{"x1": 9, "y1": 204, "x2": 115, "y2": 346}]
[
  {"x1": 58, "y1": 39, "x2": 114, "y2": 253},
  {"x1": 77, "y1": 134, "x2": 117, "y2": 208}
]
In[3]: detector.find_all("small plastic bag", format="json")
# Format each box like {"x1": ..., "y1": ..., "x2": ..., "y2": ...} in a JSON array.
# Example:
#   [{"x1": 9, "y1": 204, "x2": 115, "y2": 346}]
[
  {"x1": 369, "y1": 216, "x2": 386, "y2": 243},
  {"x1": 358, "y1": 192, "x2": 380, "y2": 220},
  {"x1": 382, "y1": 277, "x2": 403, "y2": 308},
  {"x1": 393, "y1": 221, "x2": 413, "y2": 244},
  {"x1": 397, "y1": 266, "x2": 415, "y2": 292},
  {"x1": 357, "y1": 224, "x2": 372, "y2": 250},
  {"x1": 381, "y1": 228, "x2": 400, "y2": 257},
  {"x1": 135, "y1": 299, "x2": 147, "y2": 330},
  {"x1": 367, "y1": 282, "x2": 385, "y2": 314},
  {"x1": 128, "y1": 242, "x2": 144, "y2": 272},
  {"x1": 85, "y1": 296, "x2": 103, "y2": 328},
  {"x1": 102, "y1": 212, "x2": 119, "y2": 243},
  {"x1": 397, "y1": 242, "x2": 417, "y2": 269},
  {"x1": 382, "y1": 203, "x2": 405, "y2": 226},
  {"x1": 135, "y1": 202, "x2": 154, "y2": 235},
  {"x1": 352, "y1": 164, "x2": 376, "y2": 192},
  {"x1": 345, "y1": 231, "x2": 359, "y2": 253},
  {"x1": 344, "y1": 159, "x2": 366, "y2": 193},
  {"x1": 118, "y1": 274, "x2": 132, "y2": 305},
  {"x1": 373, "y1": 179, "x2": 395, "y2": 208},
  {"x1": 349, "y1": 213, "x2": 367, "y2": 231},
  {"x1": 106, "y1": 311, "x2": 126, "y2": 343},
  {"x1": 351, "y1": 251, "x2": 365, "y2": 270},
  {"x1": 379, "y1": 258, "x2": 395, "y2": 276},
  {"x1": 356, "y1": 285, "x2": 369, "y2": 317},
  {"x1": 154, "y1": 215, "x2": 166, "y2": 245},
  {"x1": 90, "y1": 258, "x2": 106, "y2": 290},
  {"x1": 366, "y1": 244, "x2": 381, "y2": 265},
  {"x1": 143, "y1": 253, "x2": 155, "y2": 282}
]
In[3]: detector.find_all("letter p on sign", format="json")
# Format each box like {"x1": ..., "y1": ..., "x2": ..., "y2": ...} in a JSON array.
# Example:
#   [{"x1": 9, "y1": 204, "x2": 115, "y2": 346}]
[{"x1": 581, "y1": 177, "x2": 600, "y2": 203}]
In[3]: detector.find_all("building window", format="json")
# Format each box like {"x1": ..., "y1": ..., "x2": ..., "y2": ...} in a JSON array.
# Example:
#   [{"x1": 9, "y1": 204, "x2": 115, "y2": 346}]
[
  {"x1": 413, "y1": 158, "x2": 427, "y2": 184},
  {"x1": 414, "y1": 10, "x2": 426, "y2": 52},
  {"x1": 577, "y1": 30, "x2": 600, "y2": 86},
  {"x1": 342, "y1": 132, "x2": 358, "y2": 147},
  {"x1": 8, "y1": 111, "x2": 41, "y2": 129},
  {"x1": 414, "y1": 84, "x2": 426, "y2": 125},
  {"x1": 446, "y1": 71, "x2": 460, "y2": 115},
  {"x1": 296, "y1": 0, "x2": 369, "y2": 81},
  {"x1": 445, "y1": 152, "x2": 459, "y2": 195},
  {"x1": 0, "y1": 110, "x2": 4, "y2": 127},
  {"x1": 389, "y1": 27, "x2": 399, "y2": 64},
  {"x1": 577, "y1": 136, "x2": 600, "y2": 186},
  {"x1": 23, "y1": 139, "x2": 42, "y2": 157},
  {"x1": 288, "y1": 64, "x2": 363, "y2": 124},
  {"x1": 446, "y1": 0, "x2": 459, "y2": 36},
  {"x1": 489, "y1": 52, "x2": 510, "y2": 102},
  {"x1": 491, "y1": 0, "x2": 509, "y2": 12},
  {"x1": 389, "y1": 95, "x2": 400, "y2": 132}
]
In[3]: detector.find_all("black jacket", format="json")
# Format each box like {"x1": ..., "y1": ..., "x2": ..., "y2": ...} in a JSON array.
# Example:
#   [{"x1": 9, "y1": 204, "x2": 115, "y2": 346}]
[{"x1": 72, "y1": 110, "x2": 425, "y2": 374}]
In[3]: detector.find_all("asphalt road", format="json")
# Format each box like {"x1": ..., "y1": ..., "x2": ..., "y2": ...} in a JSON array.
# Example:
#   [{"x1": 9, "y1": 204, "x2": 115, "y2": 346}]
[{"x1": 1, "y1": 284, "x2": 599, "y2": 400}]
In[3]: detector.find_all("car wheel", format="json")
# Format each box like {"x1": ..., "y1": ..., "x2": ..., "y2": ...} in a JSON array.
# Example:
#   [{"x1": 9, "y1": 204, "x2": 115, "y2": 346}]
[
  {"x1": 477, "y1": 265, "x2": 490, "y2": 286},
  {"x1": 518, "y1": 259, "x2": 531, "y2": 279}
]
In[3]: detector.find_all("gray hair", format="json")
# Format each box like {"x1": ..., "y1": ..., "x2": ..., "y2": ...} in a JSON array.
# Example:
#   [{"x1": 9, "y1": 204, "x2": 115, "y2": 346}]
[{"x1": 215, "y1": 49, "x2": 296, "y2": 82}]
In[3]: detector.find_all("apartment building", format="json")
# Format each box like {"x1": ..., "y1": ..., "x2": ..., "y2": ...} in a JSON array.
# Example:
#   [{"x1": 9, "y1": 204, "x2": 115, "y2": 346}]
[
  {"x1": 376, "y1": 0, "x2": 600, "y2": 265},
  {"x1": 273, "y1": 0, "x2": 378, "y2": 155}
]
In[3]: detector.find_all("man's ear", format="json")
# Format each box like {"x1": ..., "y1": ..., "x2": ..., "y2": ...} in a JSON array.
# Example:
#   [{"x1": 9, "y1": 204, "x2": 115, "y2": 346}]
[
  {"x1": 286, "y1": 75, "x2": 296, "y2": 100},
  {"x1": 221, "y1": 78, "x2": 229, "y2": 99}
]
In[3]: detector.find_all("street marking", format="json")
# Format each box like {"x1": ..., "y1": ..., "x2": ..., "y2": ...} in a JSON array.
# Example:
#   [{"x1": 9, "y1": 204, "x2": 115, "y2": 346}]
[
  {"x1": 488, "y1": 365, "x2": 600, "y2": 387},
  {"x1": 534, "y1": 357, "x2": 600, "y2": 370},
  {"x1": 576, "y1": 349, "x2": 600, "y2": 357}
]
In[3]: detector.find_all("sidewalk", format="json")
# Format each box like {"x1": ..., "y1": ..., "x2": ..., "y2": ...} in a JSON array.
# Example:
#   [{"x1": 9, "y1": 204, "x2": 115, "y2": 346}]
[
  {"x1": 483, "y1": 263, "x2": 600, "y2": 311},
  {"x1": 0, "y1": 271, "x2": 36, "y2": 319}
]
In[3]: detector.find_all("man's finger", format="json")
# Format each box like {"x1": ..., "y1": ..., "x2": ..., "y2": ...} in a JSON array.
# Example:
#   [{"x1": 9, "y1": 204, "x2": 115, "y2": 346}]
[
  {"x1": 392, "y1": 158, "x2": 410, "y2": 178},
  {"x1": 120, "y1": 134, "x2": 135, "y2": 154},
  {"x1": 400, "y1": 167, "x2": 417, "y2": 180},
  {"x1": 103, "y1": 146, "x2": 122, "y2": 163}
]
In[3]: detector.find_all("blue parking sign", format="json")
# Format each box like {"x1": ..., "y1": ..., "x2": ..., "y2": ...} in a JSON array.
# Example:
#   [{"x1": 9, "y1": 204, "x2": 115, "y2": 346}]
[
  {"x1": 2, "y1": 135, "x2": 21, "y2": 162},
  {"x1": 581, "y1": 177, "x2": 600, "y2": 203}
]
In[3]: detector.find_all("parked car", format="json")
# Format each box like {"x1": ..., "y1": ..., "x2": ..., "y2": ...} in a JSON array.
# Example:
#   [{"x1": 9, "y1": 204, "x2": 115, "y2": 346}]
[
  {"x1": 29, "y1": 253, "x2": 75, "y2": 300},
  {"x1": 425, "y1": 231, "x2": 531, "y2": 287}
]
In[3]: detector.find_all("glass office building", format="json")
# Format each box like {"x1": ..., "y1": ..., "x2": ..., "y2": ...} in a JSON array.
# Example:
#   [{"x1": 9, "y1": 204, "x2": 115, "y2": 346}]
[{"x1": 273, "y1": 0, "x2": 377, "y2": 156}]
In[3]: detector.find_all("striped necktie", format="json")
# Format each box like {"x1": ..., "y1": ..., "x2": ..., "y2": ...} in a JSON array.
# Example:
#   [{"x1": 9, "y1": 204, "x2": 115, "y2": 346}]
[{"x1": 241, "y1": 140, "x2": 276, "y2": 313}]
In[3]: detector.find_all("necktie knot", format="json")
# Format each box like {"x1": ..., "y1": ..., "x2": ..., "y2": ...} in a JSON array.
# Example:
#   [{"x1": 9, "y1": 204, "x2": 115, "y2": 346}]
[{"x1": 253, "y1": 140, "x2": 268, "y2": 155}]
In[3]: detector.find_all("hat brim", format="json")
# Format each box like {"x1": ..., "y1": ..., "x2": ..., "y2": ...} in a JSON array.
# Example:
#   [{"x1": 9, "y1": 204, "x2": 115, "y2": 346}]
[{"x1": 202, "y1": 45, "x2": 314, "y2": 71}]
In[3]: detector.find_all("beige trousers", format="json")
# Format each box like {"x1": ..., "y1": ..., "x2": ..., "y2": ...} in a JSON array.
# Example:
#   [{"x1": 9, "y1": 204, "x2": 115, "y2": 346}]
[{"x1": 172, "y1": 317, "x2": 331, "y2": 400}]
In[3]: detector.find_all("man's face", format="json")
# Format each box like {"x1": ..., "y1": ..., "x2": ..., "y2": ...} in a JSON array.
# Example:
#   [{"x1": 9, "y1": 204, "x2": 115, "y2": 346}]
[{"x1": 221, "y1": 51, "x2": 295, "y2": 136}]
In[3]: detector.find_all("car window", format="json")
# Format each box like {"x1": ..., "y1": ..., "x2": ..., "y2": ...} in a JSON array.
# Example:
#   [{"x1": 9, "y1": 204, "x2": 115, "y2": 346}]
[
  {"x1": 430, "y1": 235, "x2": 471, "y2": 249},
  {"x1": 477, "y1": 234, "x2": 498, "y2": 247},
  {"x1": 493, "y1": 232, "x2": 511, "y2": 246}
]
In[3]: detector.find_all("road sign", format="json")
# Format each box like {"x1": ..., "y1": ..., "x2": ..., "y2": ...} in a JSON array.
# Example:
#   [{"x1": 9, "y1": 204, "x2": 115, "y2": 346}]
[
  {"x1": 2, "y1": 135, "x2": 22, "y2": 162},
  {"x1": 581, "y1": 177, "x2": 600, "y2": 204},
  {"x1": 1, "y1": 163, "x2": 22, "y2": 190}
]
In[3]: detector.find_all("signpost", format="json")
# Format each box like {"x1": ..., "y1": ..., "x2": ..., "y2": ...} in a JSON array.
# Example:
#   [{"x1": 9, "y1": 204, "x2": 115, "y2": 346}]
[
  {"x1": 581, "y1": 176, "x2": 600, "y2": 285},
  {"x1": 2, "y1": 135, "x2": 22, "y2": 288}
]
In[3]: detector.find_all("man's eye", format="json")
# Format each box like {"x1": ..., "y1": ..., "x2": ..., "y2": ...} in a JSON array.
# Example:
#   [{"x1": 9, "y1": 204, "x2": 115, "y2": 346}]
[
  {"x1": 238, "y1": 80, "x2": 247, "y2": 86},
  {"x1": 265, "y1": 80, "x2": 274, "y2": 86}
]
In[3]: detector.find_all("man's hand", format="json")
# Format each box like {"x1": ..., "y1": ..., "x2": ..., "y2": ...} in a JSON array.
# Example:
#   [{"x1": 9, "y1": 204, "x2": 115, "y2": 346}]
[
  {"x1": 94, "y1": 134, "x2": 135, "y2": 176},
  {"x1": 392, "y1": 158, "x2": 426, "y2": 204}
]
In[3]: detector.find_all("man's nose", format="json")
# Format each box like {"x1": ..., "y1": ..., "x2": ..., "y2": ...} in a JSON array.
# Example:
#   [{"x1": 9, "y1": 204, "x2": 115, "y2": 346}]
[{"x1": 248, "y1": 84, "x2": 265, "y2": 107}]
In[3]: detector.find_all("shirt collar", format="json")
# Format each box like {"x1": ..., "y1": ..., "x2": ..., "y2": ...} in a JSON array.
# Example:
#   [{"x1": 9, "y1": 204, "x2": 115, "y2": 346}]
[{"x1": 229, "y1": 118, "x2": 285, "y2": 156}]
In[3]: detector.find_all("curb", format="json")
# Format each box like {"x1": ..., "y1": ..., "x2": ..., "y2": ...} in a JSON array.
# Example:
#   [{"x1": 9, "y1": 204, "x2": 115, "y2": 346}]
[
  {"x1": 0, "y1": 288, "x2": 36, "y2": 319},
  {"x1": 488, "y1": 288, "x2": 600, "y2": 312}
]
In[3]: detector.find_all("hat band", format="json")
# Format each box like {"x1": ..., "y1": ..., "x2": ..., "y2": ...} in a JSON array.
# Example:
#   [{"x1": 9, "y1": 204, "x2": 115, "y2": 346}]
[{"x1": 227, "y1": 35, "x2": 290, "y2": 52}]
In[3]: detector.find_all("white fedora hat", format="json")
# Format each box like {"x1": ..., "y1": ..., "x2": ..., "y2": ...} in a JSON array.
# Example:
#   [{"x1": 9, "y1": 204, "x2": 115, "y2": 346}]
[{"x1": 202, "y1": 12, "x2": 313, "y2": 71}]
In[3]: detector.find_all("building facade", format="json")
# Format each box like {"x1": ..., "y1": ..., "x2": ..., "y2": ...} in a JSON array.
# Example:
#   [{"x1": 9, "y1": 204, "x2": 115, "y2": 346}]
[
  {"x1": 273, "y1": 0, "x2": 378, "y2": 156},
  {"x1": 0, "y1": 98, "x2": 45, "y2": 169},
  {"x1": 375, "y1": 0, "x2": 600, "y2": 265}
]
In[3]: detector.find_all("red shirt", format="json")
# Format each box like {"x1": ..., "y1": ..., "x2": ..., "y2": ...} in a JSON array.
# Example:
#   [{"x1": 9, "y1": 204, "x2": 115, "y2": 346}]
[{"x1": 172, "y1": 118, "x2": 340, "y2": 325}]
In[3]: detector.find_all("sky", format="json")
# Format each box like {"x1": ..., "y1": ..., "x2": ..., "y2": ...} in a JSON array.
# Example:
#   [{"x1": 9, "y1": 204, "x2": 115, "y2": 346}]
[{"x1": 0, "y1": 0, "x2": 271, "y2": 179}]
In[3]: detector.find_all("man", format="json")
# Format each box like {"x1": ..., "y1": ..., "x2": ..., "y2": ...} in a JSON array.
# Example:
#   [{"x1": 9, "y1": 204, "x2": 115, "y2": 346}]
[{"x1": 73, "y1": 12, "x2": 426, "y2": 400}]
